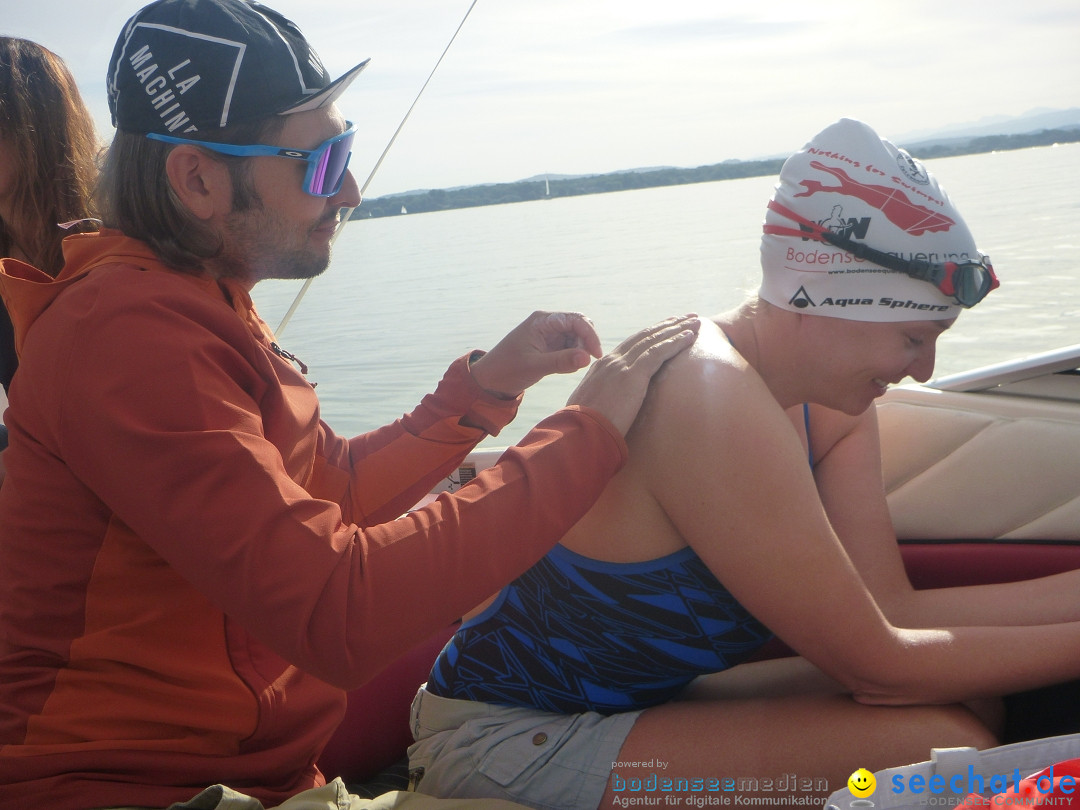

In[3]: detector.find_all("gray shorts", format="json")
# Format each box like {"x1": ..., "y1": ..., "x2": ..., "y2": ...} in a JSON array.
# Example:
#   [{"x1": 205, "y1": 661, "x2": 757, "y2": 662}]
[{"x1": 407, "y1": 686, "x2": 642, "y2": 810}]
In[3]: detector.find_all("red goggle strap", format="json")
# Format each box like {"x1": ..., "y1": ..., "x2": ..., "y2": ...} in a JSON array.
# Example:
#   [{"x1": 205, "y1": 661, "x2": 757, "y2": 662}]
[{"x1": 763, "y1": 200, "x2": 830, "y2": 242}]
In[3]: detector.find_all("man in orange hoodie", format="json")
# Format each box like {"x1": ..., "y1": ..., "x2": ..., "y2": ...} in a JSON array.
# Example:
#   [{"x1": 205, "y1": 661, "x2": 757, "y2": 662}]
[{"x1": 0, "y1": 1, "x2": 698, "y2": 808}]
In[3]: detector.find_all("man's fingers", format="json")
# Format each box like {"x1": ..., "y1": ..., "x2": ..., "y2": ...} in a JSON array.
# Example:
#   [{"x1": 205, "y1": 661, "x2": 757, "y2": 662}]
[
  {"x1": 567, "y1": 315, "x2": 603, "y2": 359},
  {"x1": 609, "y1": 314, "x2": 700, "y2": 363},
  {"x1": 550, "y1": 347, "x2": 594, "y2": 375},
  {"x1": 565, "y1": 315, "x2": 700, "y2": 435},
  {"x1": 615, "y1": 315, "x2": 700, "y2": 369},
  {"x1": 533, "y1": 312, "x2": 601, "y2": 359}
]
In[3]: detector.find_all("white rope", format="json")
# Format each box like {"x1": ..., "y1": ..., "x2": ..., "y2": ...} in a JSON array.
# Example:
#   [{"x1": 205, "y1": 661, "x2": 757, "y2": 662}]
[{"x1": 276, "y1": 0, "x2": 480, "y2": 336}]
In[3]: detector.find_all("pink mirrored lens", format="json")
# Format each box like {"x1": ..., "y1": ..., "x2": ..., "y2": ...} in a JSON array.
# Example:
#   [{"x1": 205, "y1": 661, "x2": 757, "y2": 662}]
[{"x1": 309, "y1": 130, "x2": 355, "y2": 196}]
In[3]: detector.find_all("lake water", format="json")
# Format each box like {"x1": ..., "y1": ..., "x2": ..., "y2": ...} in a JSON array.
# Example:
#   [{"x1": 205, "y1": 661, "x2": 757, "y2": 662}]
[{"x1": 252, "y1": 143, "x2": 1080, "y2": 448}]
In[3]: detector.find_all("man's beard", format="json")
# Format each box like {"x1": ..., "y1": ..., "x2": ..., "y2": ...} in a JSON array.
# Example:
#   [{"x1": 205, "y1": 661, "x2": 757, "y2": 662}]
[{"x1": 216, "y1": 205, "x2": 336, "y2": 283}]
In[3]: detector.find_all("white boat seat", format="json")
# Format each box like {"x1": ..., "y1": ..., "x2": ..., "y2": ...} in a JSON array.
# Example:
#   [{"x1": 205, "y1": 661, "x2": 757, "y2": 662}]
[{"x1": 878, "y1": 386, "x2": 1080, "y2": 542}]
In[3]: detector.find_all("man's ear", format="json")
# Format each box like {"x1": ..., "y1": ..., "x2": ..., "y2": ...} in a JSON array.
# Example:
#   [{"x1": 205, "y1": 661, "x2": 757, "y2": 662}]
[{"x1": 164, "y1": 145, "x2": 234, "y2": 221}]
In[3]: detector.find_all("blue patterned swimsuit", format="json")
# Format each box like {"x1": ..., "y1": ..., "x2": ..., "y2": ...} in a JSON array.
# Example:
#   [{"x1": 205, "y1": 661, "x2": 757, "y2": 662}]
[
  {"x1": 427, "y1": 543, "x2": 773, "y2": 715},
  {"x1": 428, "y1": 404, "x2": 814, "y2": 716}
]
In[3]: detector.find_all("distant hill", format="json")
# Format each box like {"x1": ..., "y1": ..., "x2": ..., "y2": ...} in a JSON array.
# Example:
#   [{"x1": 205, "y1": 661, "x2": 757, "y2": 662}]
[
  {"x1": 353, "y1": 109, "x2": 1080, "y2": 220},
  {"x1": 896, "y1": 107, "x2": 1080, "y2": 143}
]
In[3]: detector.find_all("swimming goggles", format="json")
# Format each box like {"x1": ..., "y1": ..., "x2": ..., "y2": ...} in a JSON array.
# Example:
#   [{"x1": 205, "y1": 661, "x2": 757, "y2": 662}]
[
  {"x1": 147, "y1": 122, "x2": 357, "y2": 198},
  {"x1": 765, "y1": 200, "x2": 1000, "y2": 308}
]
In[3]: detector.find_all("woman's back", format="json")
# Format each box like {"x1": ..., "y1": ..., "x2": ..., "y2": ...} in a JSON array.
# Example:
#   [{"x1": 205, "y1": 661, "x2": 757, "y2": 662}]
[{"x1": 428, "y1": 320, "x2": 800, "y2": 714}]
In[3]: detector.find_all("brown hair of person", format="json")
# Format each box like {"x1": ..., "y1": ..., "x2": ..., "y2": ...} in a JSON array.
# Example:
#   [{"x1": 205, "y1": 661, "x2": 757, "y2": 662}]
[{"x1": 0, "y1": 37, "x2": 100, "y2": 276}]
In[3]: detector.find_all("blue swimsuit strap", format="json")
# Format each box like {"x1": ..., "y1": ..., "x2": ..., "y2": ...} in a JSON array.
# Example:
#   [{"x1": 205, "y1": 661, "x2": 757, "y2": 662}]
[{"x1": 803, "y1": 402, "x2": 814, "y2": 467}]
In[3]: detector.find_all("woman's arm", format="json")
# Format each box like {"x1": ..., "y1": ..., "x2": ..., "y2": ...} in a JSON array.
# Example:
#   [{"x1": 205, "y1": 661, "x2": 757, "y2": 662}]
[
  {"x1": 809, "y1": 403, "x2": 1080, "y2": 628},
  {"x1": 637, "y1": 343, "x2": 1080, "y2": 706}
]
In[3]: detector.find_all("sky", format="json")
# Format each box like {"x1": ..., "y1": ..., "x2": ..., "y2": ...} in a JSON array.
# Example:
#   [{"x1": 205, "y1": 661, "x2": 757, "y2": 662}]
[{"x1": 4, "y1": 0, "x2": 1080, "y2": 198}]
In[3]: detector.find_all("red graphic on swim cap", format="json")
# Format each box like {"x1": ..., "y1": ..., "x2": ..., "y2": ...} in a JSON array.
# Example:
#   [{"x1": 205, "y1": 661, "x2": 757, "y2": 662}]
[{"x1": 795, "y1": 162, "x2": 955, "y2": 235}]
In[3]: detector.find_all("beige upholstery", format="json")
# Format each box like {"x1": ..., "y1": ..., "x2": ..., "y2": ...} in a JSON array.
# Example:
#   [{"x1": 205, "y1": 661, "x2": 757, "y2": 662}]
[{"x1": 878, "y1": 386, "x2": 1080, "y2": 541}]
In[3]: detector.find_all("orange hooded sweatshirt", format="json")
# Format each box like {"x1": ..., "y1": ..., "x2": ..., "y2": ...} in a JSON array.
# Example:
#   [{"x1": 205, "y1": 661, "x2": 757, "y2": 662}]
[{"x1": 0, "y1": 231, "x2": 626, "y2": 809}]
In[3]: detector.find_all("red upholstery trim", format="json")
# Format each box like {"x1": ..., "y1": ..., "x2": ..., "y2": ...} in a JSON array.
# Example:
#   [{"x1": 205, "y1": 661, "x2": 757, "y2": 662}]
[{"x1": 900, "y1": 542, "x2": 1080, "y2": 589}]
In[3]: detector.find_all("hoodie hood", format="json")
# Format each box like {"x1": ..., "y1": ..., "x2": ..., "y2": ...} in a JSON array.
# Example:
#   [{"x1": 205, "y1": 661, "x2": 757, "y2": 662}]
[{"x1": 0, "y1": 229, "x2": 265, "y2": 358}]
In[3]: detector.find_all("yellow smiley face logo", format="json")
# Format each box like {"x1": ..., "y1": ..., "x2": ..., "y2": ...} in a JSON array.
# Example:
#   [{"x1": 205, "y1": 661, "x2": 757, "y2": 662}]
[{"x1": 848, "y1": 768, "x2": 876, "y2": 798}]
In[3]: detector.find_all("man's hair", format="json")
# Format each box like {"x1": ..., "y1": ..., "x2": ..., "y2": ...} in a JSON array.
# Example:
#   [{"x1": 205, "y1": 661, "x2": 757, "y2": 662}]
[
  {"x1": 0, "y1": 37, "x2": 101, "y2": 276},
  {"x1": 95, "y1": 116, "x2": 286, "y2": 272}
]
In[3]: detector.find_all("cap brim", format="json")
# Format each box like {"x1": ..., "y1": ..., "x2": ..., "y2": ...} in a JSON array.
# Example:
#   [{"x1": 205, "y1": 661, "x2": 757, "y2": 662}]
[{"x1": 281, "y1": 58, "x2": 370, "y2": 115}]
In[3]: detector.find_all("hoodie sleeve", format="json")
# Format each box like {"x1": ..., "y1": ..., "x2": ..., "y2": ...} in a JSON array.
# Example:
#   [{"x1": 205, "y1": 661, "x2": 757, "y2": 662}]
[
  {"x1": 27, "y1": 266, "x2": 626, "y2": 688},
  {"x1": 309, "y1": 352, "x2": 526, "y2": 529}
]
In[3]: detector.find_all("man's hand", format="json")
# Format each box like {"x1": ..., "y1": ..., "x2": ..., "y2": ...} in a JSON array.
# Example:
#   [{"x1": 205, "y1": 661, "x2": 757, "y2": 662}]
[
  {"x1": 469, "y1": 311, "x2": 604, "y2": 399},
  {"x1": 567, "y1": 314, "x2": 700, "y2": 435}
]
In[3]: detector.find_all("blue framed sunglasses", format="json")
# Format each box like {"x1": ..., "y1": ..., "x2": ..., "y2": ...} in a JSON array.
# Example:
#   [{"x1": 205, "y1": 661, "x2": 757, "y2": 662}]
[{"x1": 147, "y1": 122, "x2": 357, "y2": 198}]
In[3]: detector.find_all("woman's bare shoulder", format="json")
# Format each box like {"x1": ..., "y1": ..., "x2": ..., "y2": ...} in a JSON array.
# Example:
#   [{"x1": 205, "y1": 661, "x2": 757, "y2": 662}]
[
  {"x1": 637, "y1": 319, "x2": 770, "y2": 428},
  {"x1": 621, "y1": 318, "x2": 802, "y2": 505},
  {"x1": 558, "y1": 323, "x2": 745, "y2": 562}
]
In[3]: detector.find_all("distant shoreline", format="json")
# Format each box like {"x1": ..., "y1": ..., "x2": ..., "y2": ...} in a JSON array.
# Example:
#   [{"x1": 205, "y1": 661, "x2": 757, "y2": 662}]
[{"x1": 352, "y1": 128, "x2": 1080, "y2": 220}]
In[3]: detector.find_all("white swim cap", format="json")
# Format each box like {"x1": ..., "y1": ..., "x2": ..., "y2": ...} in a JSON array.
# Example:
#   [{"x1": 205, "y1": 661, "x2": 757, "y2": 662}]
[{"x1": 759, "y1": 118, "x2": 995, "y2": 322}]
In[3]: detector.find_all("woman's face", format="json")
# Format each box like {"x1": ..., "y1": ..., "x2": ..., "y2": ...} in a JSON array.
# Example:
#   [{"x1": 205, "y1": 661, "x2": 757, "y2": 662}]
[{"x1": 801, "y1": 316, "x2": 955, "y2": 414}]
